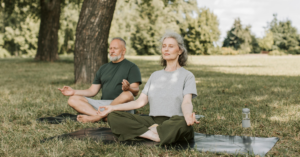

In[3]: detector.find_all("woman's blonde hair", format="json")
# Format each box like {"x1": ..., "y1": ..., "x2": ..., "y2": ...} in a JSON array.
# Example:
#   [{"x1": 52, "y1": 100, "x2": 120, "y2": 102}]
[{"x1": 159, "y1": 31, "x2": 188, "y2": 67}]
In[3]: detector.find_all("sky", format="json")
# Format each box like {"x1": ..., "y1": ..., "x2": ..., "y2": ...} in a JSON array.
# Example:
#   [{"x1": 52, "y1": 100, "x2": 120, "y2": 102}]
[{"x1": 197, "y1": 0, "x2": 300, "y2": 42}]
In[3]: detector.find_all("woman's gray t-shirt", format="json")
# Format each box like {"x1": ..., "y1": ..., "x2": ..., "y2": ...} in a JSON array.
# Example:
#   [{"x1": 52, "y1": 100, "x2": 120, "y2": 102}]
[{"x1": 142, "y1": 67, "x2": 197, "y2": 117}]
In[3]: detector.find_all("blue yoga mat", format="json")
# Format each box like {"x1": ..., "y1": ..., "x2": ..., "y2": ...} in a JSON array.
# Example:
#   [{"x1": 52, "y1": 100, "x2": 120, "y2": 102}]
[{"x1": 42, "y1": 127, "x2": 278, "y2": 156}]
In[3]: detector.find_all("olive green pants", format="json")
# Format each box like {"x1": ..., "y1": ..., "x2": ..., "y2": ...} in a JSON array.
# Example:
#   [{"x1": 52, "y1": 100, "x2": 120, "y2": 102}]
[{"x1": 107, "y1": 111, "x2": 194, "y2": 145}]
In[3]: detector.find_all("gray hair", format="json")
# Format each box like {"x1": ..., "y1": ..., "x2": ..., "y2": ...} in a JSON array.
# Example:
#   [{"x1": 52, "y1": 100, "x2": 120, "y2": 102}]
[
  {"x1": 111, "y1": 37, "x2": 126, "y2": 47},
  {"x1": 159, "y1": 32, "x2": 188, "y2": 66}
]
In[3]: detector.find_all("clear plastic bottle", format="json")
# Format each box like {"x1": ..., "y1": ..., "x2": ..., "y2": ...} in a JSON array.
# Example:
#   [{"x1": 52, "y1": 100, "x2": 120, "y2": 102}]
[{"x1": 242, "y1": 108, "x2": 251, "y2": 128}]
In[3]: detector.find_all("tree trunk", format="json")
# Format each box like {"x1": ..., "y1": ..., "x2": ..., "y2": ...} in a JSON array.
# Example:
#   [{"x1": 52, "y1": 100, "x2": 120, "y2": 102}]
[
  {"x1": 74, "y1": 0, "x2": 117, "y2": 84},
  {"x1": 35, "y1": 0, "x2": 60, "y2": 62}
]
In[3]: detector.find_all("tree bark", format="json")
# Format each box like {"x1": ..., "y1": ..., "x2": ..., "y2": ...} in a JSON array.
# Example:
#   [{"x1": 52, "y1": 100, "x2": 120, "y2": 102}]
[
  {"x1": 35, "y1": 0, "x2": 60, "y2": 62},
  {"x1": 74, "y1": 0, "x2": 117, "y2": 84}
]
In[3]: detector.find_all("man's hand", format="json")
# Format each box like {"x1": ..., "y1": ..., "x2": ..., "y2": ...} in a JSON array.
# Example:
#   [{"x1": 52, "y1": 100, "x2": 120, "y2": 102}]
[
  {"x1": 122, "y1": 79, "x2": 130, "y2": 91},
  {"x1": 97, "y1": 105, "x2": 114, "y2": 117},
  {"x1": 184, "y1": 112, "x2": 199, "y2": 126},
  {"x1": 58, "y1": 86, "x2": 75, "y2": 96}
]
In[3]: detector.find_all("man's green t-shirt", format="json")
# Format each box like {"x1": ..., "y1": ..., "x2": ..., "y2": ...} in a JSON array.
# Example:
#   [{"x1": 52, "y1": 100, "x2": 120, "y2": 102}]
[{"x1": 93, "y1": 59, "x2": 142, "y2": 100}]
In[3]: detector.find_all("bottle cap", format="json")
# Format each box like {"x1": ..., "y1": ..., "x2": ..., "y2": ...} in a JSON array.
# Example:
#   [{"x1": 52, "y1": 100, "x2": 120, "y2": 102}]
[{"x1": 242, "y1": 108, "x2": 250, "y2": 113}]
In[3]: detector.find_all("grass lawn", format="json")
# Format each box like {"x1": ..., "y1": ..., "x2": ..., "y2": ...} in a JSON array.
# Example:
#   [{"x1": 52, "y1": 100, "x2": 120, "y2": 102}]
[{"x1": 0, "y1": 55, "x2": 300, "y2": 156}]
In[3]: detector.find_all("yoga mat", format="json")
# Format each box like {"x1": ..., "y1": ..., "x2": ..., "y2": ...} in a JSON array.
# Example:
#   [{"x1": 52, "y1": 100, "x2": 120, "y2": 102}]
[
  {"x1": 37, "y1": 113, "x2": 78, "y2": 124},
  {"x1": 36, "y1": 113, "x2": 204, "y2": 124},
  {"x1": 42, "y1": 127, "x2": 278, "y2": 156}
]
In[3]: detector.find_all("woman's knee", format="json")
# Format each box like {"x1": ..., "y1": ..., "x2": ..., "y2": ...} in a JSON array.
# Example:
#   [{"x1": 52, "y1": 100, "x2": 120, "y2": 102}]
[
  {"x1": 107, "y1": 111, "x2": 121, "y2": 123},
  {"x1": 166, "y1": 116, "x2": 192, "y2": 130}
]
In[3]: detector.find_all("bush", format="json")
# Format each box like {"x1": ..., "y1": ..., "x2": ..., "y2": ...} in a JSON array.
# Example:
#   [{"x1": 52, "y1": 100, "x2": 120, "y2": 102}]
[
  {"x1": 207, "y1": 47, "x2": 221, "y2": 55},
  {"x1": 220, "y1": 47, "x2": 239, "y2": 55},
  {"x1": 0, "y1": 47, "x2": 11, "y2": 58},
  {"x1": 287, "y1": 46, "x2": 300, "y2": 54},
  {"x1": 268, "y1": 50, "x2": 286, "y2": 56}
]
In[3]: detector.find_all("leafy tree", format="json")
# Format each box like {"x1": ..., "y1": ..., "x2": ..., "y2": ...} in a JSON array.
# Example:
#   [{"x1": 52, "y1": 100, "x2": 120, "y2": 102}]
[
  {"x1": 130, "y1": 0, "x2": 198, "y2": 55},
  {"x1": 0, "y1": 0, "x2": 82, "y2": 60},
  {"x1": 1, "y1": 1, "x2": 40, "y2": 56},
  {"x1": 109, "y1": 0, "x2": 139, "y2": 55},
  {"x1": 0, "y1": 0, "x2": 60, "y2": 61},
  {"x1": 223, "y1": 18, "x2": 253, "y2": 54},
  {"x1": 258, "y1": 31, "x2": 273, "y2": 51},
  {"x1": 268, "y1": 14, "x2": 299, "y2": 53},
  {"x1": 223, "y1": 18, "x2": 243, "y2": 50},
  {"x1": 251, "y1": 35, "x2": 261, "y2": 53},
  {"x1": 59, "y1": 2, "x2": 81, "y2": 54},
  {"x1": 183, "y1": 8, "x2": 220, "y2": 55},
  {"x1": 131, "y1": 0, "x2": 180, "y2": 55}
]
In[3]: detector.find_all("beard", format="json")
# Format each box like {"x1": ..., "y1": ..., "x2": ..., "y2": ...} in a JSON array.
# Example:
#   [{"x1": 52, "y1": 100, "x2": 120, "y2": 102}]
[{"x1": 109, "y1": 54, "x2": 122, "y2": 62}]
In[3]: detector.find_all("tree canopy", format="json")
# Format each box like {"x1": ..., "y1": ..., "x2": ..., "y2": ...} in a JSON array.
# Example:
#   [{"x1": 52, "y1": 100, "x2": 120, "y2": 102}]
[
  {"x1": 183, "y1": 7, "x2": 220, "y2": 55},
  {"x1": 1, "y1": 0, "x2": 300, "y2": 57},
  {"x1": 222, "y1": 18, "x2": 254, "y2": 54},
  {"x1": 267, "y1": 14, "x2": 300, "y2": 54}
]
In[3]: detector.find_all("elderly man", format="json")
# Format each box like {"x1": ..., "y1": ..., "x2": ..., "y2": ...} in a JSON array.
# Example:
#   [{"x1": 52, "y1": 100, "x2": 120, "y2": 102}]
[{"x1": 58, "y1": 37, "x2": 141, "y2": 123}]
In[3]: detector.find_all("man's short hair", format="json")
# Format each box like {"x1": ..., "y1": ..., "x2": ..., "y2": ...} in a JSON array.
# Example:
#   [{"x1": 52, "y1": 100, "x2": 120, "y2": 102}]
[{"x1": 112, "y1": 37, "x2": 126, "y2": 47}]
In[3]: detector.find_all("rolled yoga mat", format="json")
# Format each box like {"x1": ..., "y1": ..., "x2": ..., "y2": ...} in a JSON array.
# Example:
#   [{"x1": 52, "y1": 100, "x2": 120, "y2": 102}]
[{"x1": 42, "y1": 127, "x2": 278, "y2": 156}]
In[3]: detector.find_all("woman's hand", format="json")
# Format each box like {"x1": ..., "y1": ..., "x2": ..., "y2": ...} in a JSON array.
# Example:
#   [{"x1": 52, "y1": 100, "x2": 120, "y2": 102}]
[
  {"x1": 58, "y1": 86, "x2": 75, "y2": 96},
  {"x1": 97, "y1": 105, "x2": 114, "y2": 117},
  {"x1": 184, "y1": 112, "x2": 199, "y2": 126}
]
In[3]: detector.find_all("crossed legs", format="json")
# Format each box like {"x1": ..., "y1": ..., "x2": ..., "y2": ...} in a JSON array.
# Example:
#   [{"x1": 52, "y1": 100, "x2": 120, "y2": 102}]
[
  {"x1": 68, "y1": 95, "x2": 97, "y2": 116},
  {"x1": 140, "y1": 124, "x2": 160, "y2": 142},
  {"x1": 70, "y1": 91, "x2": 134, "y2": 123},
  {"x1": 107, "y1": 112, "x2": 194, "y2": 144}
]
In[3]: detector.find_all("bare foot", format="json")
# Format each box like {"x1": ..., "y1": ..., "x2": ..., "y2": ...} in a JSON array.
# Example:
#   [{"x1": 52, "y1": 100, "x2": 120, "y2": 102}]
[
  {"x1": 77, "y1": 115, "x2": 103, "y2": 123},
  {"x1": 148, "y1": 124, "x2": 159, "y2": 129},
  {"x1": 148, "y1": 124, "x2": 158, "y2": 134},
  {"x1": 139, "y1": 130, "x2": 160, "y2": 142}
]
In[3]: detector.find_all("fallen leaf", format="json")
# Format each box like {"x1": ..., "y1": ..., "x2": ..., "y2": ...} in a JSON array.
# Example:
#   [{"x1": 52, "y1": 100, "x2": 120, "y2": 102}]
[
  {"x1": 276, "y1": 132, "x2": 280, "y2": 135},
  {"x1": 80, "y1": 153, "x2": 84, "y2": 156},
  {"x1": 202, "y1": 107, "x2": 206, "y2": 111}
]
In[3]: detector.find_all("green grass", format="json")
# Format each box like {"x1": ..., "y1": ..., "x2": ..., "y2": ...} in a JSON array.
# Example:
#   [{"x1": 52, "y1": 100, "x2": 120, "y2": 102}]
[{"x1": 0, "y1": 55, "x2": 300, "y2": 156}]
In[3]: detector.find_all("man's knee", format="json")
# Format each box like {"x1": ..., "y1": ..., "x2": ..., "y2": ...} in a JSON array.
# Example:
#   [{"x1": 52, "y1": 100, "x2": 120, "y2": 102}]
[
  {"x1": 121, "y1": 91, "x2": 134, "y2": 102},
  {"x1": 68, "y1": 96, "x2": 86, "y2": 107}
]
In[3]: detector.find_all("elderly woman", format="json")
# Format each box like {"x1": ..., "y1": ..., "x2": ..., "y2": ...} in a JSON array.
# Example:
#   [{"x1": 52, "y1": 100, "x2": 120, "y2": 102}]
[{"x1": 98, "y1": 32, "x2": 199, "y2": 145}]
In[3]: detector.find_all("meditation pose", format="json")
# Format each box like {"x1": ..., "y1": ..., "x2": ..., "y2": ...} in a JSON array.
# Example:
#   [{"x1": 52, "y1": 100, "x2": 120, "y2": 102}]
[
  {"x1": 96, "y1": 32, "x2": 199, "y2": 145},
  {"x1": 58, "y1": 37, "x2": 142, "y2": 123}
]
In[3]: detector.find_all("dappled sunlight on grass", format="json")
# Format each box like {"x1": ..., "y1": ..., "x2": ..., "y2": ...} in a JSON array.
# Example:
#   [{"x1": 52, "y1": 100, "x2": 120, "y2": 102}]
[
  {"x1": 252, "y1": 95, "x2": 269, "y2": 102},
  {"x1": 189, "y1": 55, "x2": 300, "y2": 76},
  {"x1": 269, "y1": 103, "x2": 300, "y2": 122}
]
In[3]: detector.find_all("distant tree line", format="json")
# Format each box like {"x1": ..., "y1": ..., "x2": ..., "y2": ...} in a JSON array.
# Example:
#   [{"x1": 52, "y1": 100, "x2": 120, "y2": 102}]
[
  {"x1": 222, "y1": 14, "x2": 300, "y2": 55},
  {"x1": 0, "y1": 0, "x2": 300, "y2": 59},
  {"x1": 109, "y1": 0, "x2": 220, "y2": 55}
]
